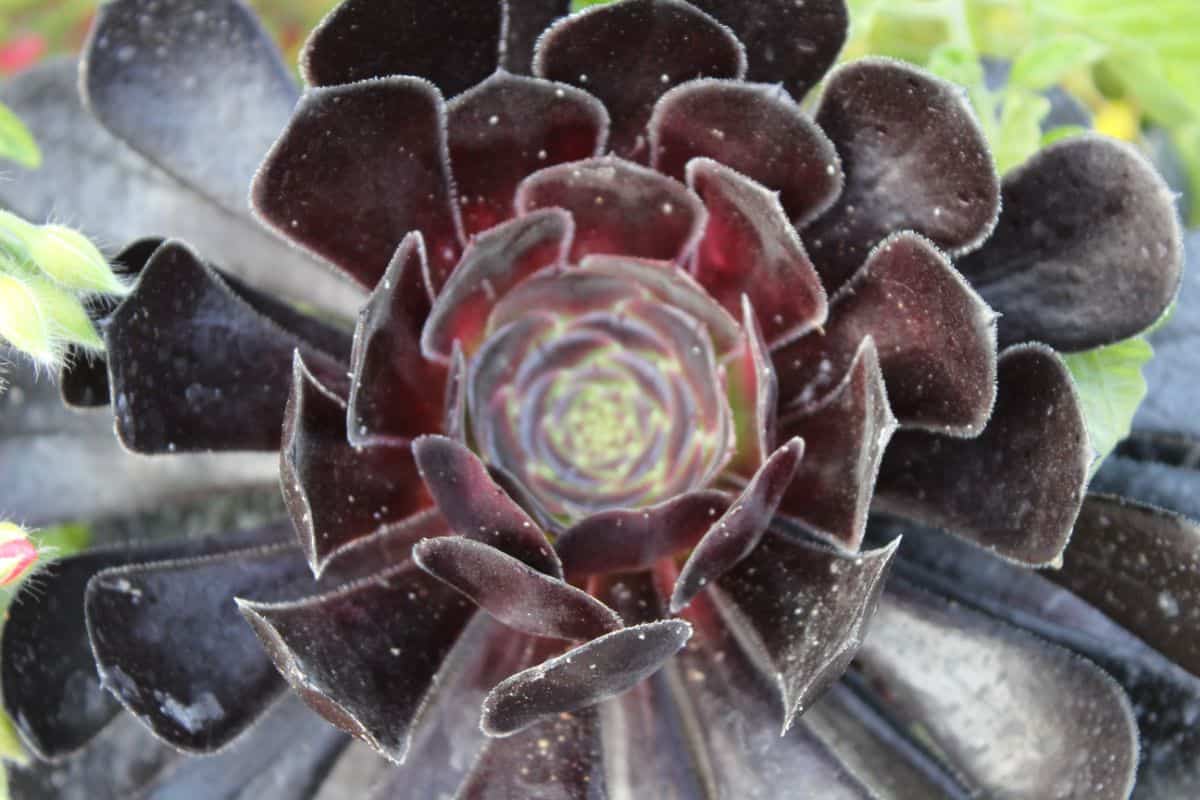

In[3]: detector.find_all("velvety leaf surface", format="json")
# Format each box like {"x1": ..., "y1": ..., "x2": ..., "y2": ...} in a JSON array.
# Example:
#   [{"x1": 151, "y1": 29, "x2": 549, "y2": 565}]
[
  {"x1": 252, "y1": 76, "x2": 463, "y2": 292},
  {"x1": 413, "y1": 435, "x2": 562, "y2": 578},
  {"x1": 711, "y1": 531, "x2": 899, "y2": 730},
  {"x1": 138, "y1": 693, "x2": 348, "y2": 800},
  {"x1": 1048, "y1": 494, "x2": 1200, "y2": 679},
  {"x1": 458, "y1": 708, "x2": 606, "y2": 799},
  {"x1": 556, "y1": 490, "x2": 729, "y2": 579},
  {"x1": 1, "y1": 524, "x2": 287, "y2": 759},
  {"x1": 448, "y1": 72, "x2": 607, "y2": 236},
  {"x1": 778, "y1": 339, "x2": 896, "y2": 551},
  {"x1": 650, "y1": 79, "x2": 842, "y2": 226},
  {"x1": 875, "y1": 344, "x2": 1089, "y2": 566},
  {"x1": 422, "y1": 209, "x2": 573, "y2": 360},
  {"x1": 688, "y1": 158, "x2": 828, "y2": 348},
  {"x1": 301, "y1": 0, "x2": 502, "y2": 96},
  {"x1": 346, "y1": 232, "x2": 446, "y2": 447},
  {"x1": 481, "y1": 620, "x2": 692, "y2": 736},
  {"x1": 671, "y1": 439, "x2": 804, "y2": 612},
  {"x1": 533, "y1": 0, "x2": 746, "y2": 157},
  {"x1": 516, "y1": 157, "x2": 706, "y2": 263},
  {"x1": 0, "y1": 350, "x2": 277, "y2": 526},
  {"x1": 960, "y1": 136, "x2": 1183, "y2": 352},
  {"x1": 283, "y1": 356, "x2": 430, "y2": 574},
  {"x1": 805, "y1": 682, "x2": 972, "y2": 800},
  {"x1": 776, "y1": 232, "x2": 997, "y2": 436},
  {"x1": 413, "y1": 537, "x2": 622, "y2": 641},
  {"x1": 503, "y1": 0, "x2": 571, "y2": 74},
  {"x1": 688, "y1": 0, "x2": 848, "y2": 100},
  {"x1": 673, "y1": 592, "x2": 877, "y2": 799},
  {"x1": 238, "y1": 561, "x2": 476, "y2": 763},
  {"x1": 82, "y1": 0, "x2": 297, "y2": 217},
  {"x1": 0, "y1": 59, "x2": 362, "y2": 315},
  {"x1": 60, "y1": 238, "x2": 163, "y2": 410},
  {"x1": 858, "y1": 581, "x2": 1138, "y2": 800},
  {"x1": 86, "y1": 543, "x2": 319, "y2": 752},
  {"x1": 804, "y1": 58, "x2": 999, "y2": 292},
  {"x1": 106, "y1": 241, "x2": 348, "y2": 454}
]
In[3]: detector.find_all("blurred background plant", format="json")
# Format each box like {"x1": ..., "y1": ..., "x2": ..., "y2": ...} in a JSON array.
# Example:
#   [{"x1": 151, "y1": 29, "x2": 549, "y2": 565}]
[{"x1": 0, "y1": 0, "x2": 1195, "y2": 788}]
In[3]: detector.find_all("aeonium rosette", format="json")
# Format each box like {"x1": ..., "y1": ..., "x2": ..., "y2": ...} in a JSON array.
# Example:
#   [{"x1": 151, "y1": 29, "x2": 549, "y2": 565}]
[{"x1": 0, "y1": 0, "x2": 1187, "y2": 797}]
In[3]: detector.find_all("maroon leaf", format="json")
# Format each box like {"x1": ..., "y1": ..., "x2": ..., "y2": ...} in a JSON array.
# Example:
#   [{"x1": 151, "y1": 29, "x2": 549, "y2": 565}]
[
  {"x1": 413, "y1": 537, "x2": 622, "y2": 640},
  {"x1": 804, "y1": 58, "x2": 1000, "y2": 292},
  {"x1": 689, "y1": 157, "x2": 828, "y2": 348},
  {"x1": 283, "y1": 355, "x2": 431, "y2": 575},
  {"x1": 688, "y1": 0, "x2": 848, "y2": 100},
  {"x1": 347, "y1": 232, "x2": 447, "y2": 448},
  {"x1": 671, "y1": 438, "x2": 804, "y2": 612},
  {"x1": 778, "y1": 339, "x2": 896, "y2": 551},
  {"x1": 448, "y1": 71, "x2": 608, "y2": 236},
  {"x1": 556, "y1": 490, "x2": 730, "y2": 579},
  {"x1": 776, "y1": 231, "x2": 998, "y2": 436},
  {"x1": 480, "y1": 620, "x2": 693, "y2": 736},
  {"x1": 412, "y1": 434, "x2": 562, "y2": 578},
  {"x1": 533, "y1": 0, "x2": 746, "y2": 157},
  {"x1": 875, "y1": 344, "x2": 1089, "y2": 566},
  {"x1": 650, "y1": 79, "x2": 842, "y2": 226},
  {"x1": 516, "y1": 156, "x2": 706, "y2": 263},
  {"x1": 105, "y1": 241, "x2": 348, "y2": 454},
  {"x1": 252, "y1": 76, "x2": 463, "y2": 292},
  {"x1": 958, "y1": 135, "x2": 1184, "y2": 351},
  {"x1": 238, "y1": 562, "x2": 477, "y2": 763},
  {"x1": 858, "y1": 581, "x2": 1138, "y2": 799},
  {"x1": 301, "y1": 0, "x2": 502, "y2": 96},
  {"x1": 711, "y1": 531, "x2": 899, "y2": 731},
  {"x1": 421, "y1": 209, "x2": 573, "y2": 361},
  {"x1": 724, "y1": 297, "x2": 778, "y2": 479}
]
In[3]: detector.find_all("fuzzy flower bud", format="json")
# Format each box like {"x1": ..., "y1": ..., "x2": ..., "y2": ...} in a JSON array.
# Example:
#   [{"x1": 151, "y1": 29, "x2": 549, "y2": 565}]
[
  {"x1": 0, "y1": 523, "x2": 38, "y2": 587},
  {"x1": 0, "y1": 211, "x2": 126, "y2": 296}
]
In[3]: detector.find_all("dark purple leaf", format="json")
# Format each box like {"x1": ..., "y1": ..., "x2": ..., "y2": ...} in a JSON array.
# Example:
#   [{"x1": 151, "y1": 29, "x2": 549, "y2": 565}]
[
  {"x1": 1048, "y1": 494, "x2": 1200, "y2": 679},
  {"x1": 252, "y1": 76, "x2": 463, "y2": 292},
  {"x1": 448, "y1": 71, "x2": 608, "y2": 236},
  {"x1": 413, "y1": 537, "x2": 622, "y2": 640},
  {"x1": 958, "y1": 135, "x2": 1184, "y2": 351},
  {"x1": 689, "y1": 157, "x2": 828, "y2": 348},
  {"x1": 722, "y1": 298, "x2": 777, "y2": 479},
  {"x1": 283, "y1": 355, "x2": 430, "y2": 574},
  {"x1": 776, "y1": 231, "x2": 998, "y2": 436},
  {"x1": 711, "y1": 531, "x2": 899, "y2": 730},
  {"x1": 346, "y1": 233, "x2": 447, "y2": 448},
  {"x1": 671, "y1": 438, "x2": 804, "y2": 612},
  {"x1": 778, "y1": 339, "x2": 896, "y2": 551},
  {"x1": 556, "y1": 490, "x2": 729, "y2": 579},
  {"x1": 804, "y1": 58, "x2": 1000, "y2": 292},
  {"x1": 687, "y1": 0, "x2": 848, "y2": 100},
  {"x1": 1, "y1": 524, "x2": 287, "y2": 759},
  {"x1": 650, "y1": 79, "x2": 842, "y2": 226},
  {"x1": 238, "y1": 561, "x2": 477, "y2": 763},
  {"x1": 81, "y1": 0, "x2": 297, "y2": 217},
  {"x1": 422, "y1": 209, "x2": 573, "y2": 360},
  {"x1": 857, "y1": 581, "x2": 1138, "y2": 799},
  {"x1": 301, "y1": 0, "x2": 501, "y2": 96},
  {"x1": 444, "y1": 342, "x2": 469, "y2": 442},
  {"x1": 533, "y1": 0, "x2": 746, "y2": 157},
  {"x1": 458, "y1": 708, "x2": 606, "y2": 799},
  {"x1": 412, "y1": 434, "x2": 562, "y2": 577},
  {"x1": 875, "y1": 344, "x2": 1089, "y2": 566},
  {"x1": 516, "y1": 156, "x2": 706, "y2": 263},
  {"x1": 105, "y1": 241, "x2": 348, "y2": 454},
  {"x1": 480, "y1": 620, "x2": 692, "y2": 736}
]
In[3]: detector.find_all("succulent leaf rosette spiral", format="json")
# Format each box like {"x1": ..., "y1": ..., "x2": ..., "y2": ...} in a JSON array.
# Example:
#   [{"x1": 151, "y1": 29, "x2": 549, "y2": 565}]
[{"x1": 0, "y1": 0, "x2": 1195, "y2": 798}]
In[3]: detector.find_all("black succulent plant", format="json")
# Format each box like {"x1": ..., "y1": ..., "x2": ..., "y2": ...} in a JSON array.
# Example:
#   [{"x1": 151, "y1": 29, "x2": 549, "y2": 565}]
[{"x1": 0, "y1": 0, "x2": 1195, "y2": 798}]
